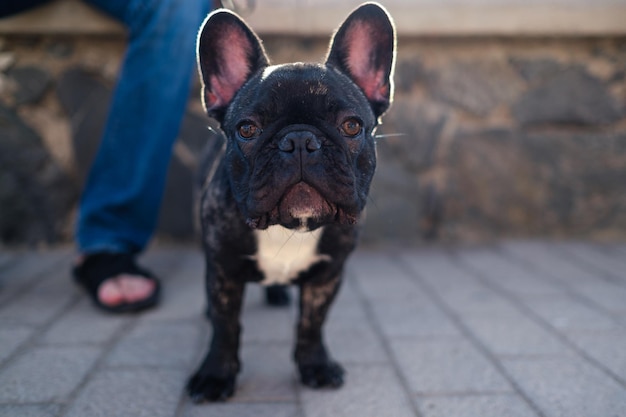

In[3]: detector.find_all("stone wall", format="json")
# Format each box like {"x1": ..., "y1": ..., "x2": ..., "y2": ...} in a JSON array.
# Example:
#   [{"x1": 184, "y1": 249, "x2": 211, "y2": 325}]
[{"x1": 0, "y1": 35, "x2": 624, "y2": 246}]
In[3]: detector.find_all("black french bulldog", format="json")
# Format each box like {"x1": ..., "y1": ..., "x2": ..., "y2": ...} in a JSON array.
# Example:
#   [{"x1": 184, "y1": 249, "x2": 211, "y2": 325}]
[{"x1": 187, "y1": 2, "x2": 396, "y2": 402}]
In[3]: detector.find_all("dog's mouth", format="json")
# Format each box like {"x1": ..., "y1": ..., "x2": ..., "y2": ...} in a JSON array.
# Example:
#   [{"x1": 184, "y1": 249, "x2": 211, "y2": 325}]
[{"x1": 246, "y1": 182, "x2": 358, "y2": 230}]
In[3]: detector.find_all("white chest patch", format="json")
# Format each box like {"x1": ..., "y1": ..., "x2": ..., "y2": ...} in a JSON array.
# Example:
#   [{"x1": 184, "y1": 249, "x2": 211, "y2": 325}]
[{"x1": 254, "y1": 225, "x2": 330, "y2": 285}]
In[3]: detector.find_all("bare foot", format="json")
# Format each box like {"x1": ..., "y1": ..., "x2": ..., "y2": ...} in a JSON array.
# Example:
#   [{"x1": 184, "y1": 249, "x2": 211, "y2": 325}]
[
  {"x1": 98, "y1": 275, "x2": 157, "y2": 307},
  {"x1": 74, "y1": 254, "x2": 159, "y2": 310}
]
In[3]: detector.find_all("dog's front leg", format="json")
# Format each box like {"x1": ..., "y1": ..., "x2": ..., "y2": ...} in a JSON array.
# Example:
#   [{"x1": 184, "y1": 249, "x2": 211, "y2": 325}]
[
  {"x1": 187, "y1": 274, "x2": 245, "y2": 402},
  {"x1": 295, "y1": 276, "x2": 345, "y2": 388}
]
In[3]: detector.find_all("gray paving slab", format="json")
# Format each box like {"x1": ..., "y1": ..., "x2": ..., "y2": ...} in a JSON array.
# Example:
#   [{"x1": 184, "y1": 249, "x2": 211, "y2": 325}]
[
  {"x1": 368, "y1": 296, "x2": 461, "y2": 339},
  {"x1": 521, "y1": 294, "x2": 618, "y2": 332},
  {"x1": 348, "y1": 252, "x2": 426, "y2": 301},
  {"x1": 557, "y1": 242, "x2": 626, "y2": 283},
  {"x1": 456, "y1": 249, "x2": 564, "y2": 297},
  {"x1": 300, "y1": 364, "x2": 416, "y2": 417},
  {"x1": 459, "y1": 311, "x2": 568, "y2": 357},
  {"x1": 0, "y1": 270, "x2": 78, "y2": 327},
  {"x1": 390, "y1": 337, "x2": 513, "y2": 395},
  {"x1": 565, "y1": 329, "x2": 626, "y2": 382},
  {"x1": 0, "y1": 248, "x2": 72, "y2": 308},
  {"x1": 233, "y1": 344, "x2": 298, "y2": 402},
  {"x1": 182, "y1": 402, "x2": 300, "y2": 417},
  {"x1": 568, "y1": 281, "x2": 626, "y2": 314},
  {"x1": 105, "y1": 321, "x2": 200, "y2": 369},
  {"x1": 504, "y1": 242, "x2": 626, "y2": 313},
  {"x1": 400, "y1": 252, "x2": 522, "y2": 317},
  {"x1": 608, "y1": 244, "x2": 626, "y2": 259},
  {"x1": 140, "y1": 246, "x2": 191, "y2": 274},
  {"x1": 502, "y1": 356, "x2": 626, "y2": 417},
  {"x1": 64, "y1": 369, "x2": 186, "y2": 417},
  {"x1": 0, "y1": 404, "x2": 60, "y2": 417},
  {"x1": 240, "y1": 285, "x2": 298, "y2": 345},
  {"x1": 415, "y1": 394, "x2": 540, "y2": 417},
  {"x1": 501, "y1": 241, "x2": 599, "y2": 285},
  {"x1": 1, "y1": 241, "x2": 625, "y2": 417},
  {"x1": 40, "y1": 299, "x2": 126, "y2": 345},
  {"x1": 326, "y1": 311, "x2": 389, "y2": 364},
  {"x1": 0, "y1": 251, "x2": 16, "y2": 270},
  {"x1": 0, "y1": 346, "x2": 101, "y2": 403},
  {"x1": 0, "y1": 325, "x2": 34, "y2": 364},
  {"x1": 142, "y1": 252, "x2": 206, "y2": 322}
]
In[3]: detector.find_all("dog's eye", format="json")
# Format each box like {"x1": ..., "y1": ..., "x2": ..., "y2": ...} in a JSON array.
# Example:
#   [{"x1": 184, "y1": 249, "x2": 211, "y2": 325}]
[
  {"x1": 237, "y1": 122, "x2": 260, "y2": 139},
  {"x1": 340, "y1": 118, "x2": 362, "y2": 137}
]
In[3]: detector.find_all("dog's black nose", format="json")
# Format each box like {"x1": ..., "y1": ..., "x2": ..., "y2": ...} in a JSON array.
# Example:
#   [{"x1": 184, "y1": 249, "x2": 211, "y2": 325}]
[{"x1": 279, "y1": 131, "x2": 322, "y2": 153}]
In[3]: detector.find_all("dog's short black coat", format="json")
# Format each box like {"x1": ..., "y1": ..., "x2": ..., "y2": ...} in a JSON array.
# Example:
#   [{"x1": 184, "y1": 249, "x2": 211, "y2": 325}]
[{"x1": 187, "y1": 2, "x2": 396, "y2": 402}]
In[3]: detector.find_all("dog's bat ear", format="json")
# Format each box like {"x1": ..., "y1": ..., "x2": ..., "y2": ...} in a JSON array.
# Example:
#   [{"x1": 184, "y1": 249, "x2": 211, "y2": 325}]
[
  {"x1": 197, "y1": 10, "x2": 269, "y2": 121},
  {"x1": 326, "y1": 2, "x2": 396, "y2": 118}
]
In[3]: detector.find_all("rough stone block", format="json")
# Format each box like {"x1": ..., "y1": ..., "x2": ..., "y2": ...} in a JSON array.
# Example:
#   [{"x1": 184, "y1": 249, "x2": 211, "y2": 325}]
[
  {"x1": 512, "y1": 67, "x2": 623, "y2": 126},
  {"x1": 6, "y1": 65, "x2": 51, "y2": 105},
  {"x1": 0, "y1": 104, "x2": 76, "y2": 245},
  {"x1": 429, "y1": 59, "x2": 523, "y2": 116},
  {"x1": 509, "y1": 56, "x2": 566, "y2": 82}
]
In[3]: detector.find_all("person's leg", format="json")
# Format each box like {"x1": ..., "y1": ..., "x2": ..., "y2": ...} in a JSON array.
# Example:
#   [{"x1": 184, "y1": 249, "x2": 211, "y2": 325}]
[
  {"x1": 0, "y1": 0, "x2": 52, "y2": 17},
  {"x1": 74, "y1": 0, "x2": 211, "y2": 310}
]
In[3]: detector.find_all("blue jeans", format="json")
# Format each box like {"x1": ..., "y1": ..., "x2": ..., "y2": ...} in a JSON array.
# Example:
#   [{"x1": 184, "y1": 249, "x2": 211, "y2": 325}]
[{"x1": 76, "y1": 0, "x2": 211, "y2": 254}]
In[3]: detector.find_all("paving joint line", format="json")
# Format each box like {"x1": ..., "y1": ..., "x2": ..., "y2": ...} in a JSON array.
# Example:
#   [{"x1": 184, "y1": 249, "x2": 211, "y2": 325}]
[
  {"x1": 347, "y1": 270, "x2": 425, "y2": 417},
  {"x1": 0, "y1": 250, "x2": 74, "y2": 310},
  {"x1": 56, "y1": 317, "x2": 140, "y2": 417},
  {"x1": 451, "y1": 249, "x2": 626, "y2": 391},
  {"x1": 395, "y1": 252, "x2": 548, "y2": 417},
  {"x1": 551, "y1": 244, "x2": 626, "y2": 286},
  {"x1": 498, "y1": 244, "x2": 626, "y2": 327},
  {"x1": 0, "y1": 290, "x2": 82, "y2": 372}
]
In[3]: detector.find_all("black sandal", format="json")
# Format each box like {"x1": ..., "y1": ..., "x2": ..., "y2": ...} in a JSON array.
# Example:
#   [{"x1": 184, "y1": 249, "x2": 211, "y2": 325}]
[{"x1": 72, "y1": 252, "x2": 161, "y2": 313}]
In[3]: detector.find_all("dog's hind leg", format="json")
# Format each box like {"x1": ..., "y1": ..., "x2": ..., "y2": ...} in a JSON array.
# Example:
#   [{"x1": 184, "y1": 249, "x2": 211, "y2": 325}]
[{"x1": 265, "y1": 284, "x2": 291, "y2": 306}]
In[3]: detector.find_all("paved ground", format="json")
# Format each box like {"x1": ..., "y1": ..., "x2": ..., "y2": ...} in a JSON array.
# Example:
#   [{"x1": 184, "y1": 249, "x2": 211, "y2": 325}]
[{"x1": 0, "y1": 240, "x2": 625, "y2": 417}]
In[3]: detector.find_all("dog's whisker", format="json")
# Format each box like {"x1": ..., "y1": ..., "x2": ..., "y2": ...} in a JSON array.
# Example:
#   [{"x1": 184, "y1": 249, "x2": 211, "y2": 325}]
[
  {"x1": 277, "y1": 229, "x2": 298, "y2": 257},
  {"x1": 374, "y1": 132, "x2": 406, "y2": 139},
  {"x1": 367, "y1": 194, "x2": 380, "y2": 214}
]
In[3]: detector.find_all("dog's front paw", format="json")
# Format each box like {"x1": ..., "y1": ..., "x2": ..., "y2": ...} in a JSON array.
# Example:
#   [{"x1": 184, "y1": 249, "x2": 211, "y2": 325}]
[
  {"x1": 299, "y1": 361, "x2": 345, "y2": 389},
  {"x1": 186, "y1": 373, "x2": 236, "y2": 403}
]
